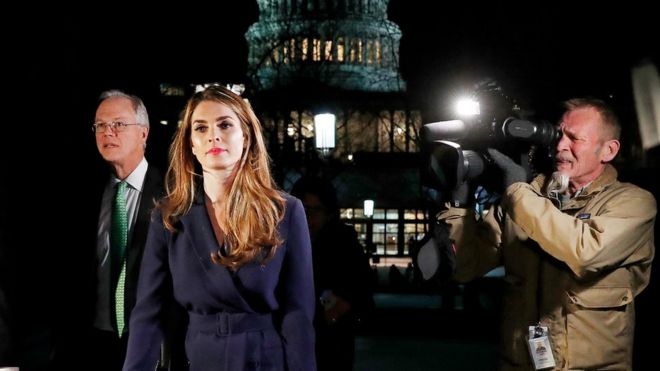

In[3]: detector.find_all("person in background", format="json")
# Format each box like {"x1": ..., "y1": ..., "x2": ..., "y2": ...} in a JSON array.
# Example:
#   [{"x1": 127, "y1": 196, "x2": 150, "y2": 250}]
[
  {"x1": 436, "y1": 98, "x2": 655, "y2": 370},
  {"x1": 291, "y1": 176, "x2": 374, "y2": 371},
  {"x1": 123, "y1": 85, "x2": 316, "y2": 371},
  {"x1": 54, "y1": 90, "x2": 171, "y2": 371}
]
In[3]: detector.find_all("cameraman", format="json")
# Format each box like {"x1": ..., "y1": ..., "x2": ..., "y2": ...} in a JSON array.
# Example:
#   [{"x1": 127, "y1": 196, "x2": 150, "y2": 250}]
[{"x1": 439, "y1": 98, "x2": 655, "y2": 370}]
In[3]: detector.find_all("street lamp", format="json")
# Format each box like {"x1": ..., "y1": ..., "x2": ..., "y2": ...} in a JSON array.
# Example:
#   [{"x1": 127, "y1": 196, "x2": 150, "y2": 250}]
[
  {"x1": 314, "y1": 113, "x2": 336, "y2": 155},
  {"x1": 363, "y1": 199, "x2": 374, "y2": 218},
  {"x1": 364, "y1": 199, "x2": 375, "y2": 256}
]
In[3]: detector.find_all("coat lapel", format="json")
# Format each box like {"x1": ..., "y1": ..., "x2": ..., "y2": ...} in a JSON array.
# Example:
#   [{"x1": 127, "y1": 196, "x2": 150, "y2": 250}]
[
  {"x1": 126, "y1": 166, "x2": 162, "y2": 274},
  {"x1": 181, "y1": 200, "x2": 251, "y2": 311}
]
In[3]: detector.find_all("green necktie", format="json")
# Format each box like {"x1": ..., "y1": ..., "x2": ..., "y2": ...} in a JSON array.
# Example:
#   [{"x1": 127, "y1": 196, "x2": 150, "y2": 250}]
[{"x1": 111, "y1": 181, "x2": 128, "y2": 337}]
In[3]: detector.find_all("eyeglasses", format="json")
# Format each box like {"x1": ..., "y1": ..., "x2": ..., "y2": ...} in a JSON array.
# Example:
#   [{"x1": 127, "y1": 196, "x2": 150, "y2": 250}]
[{"x1": 92, "y1": 121, "x2": 141, "y2": 133}]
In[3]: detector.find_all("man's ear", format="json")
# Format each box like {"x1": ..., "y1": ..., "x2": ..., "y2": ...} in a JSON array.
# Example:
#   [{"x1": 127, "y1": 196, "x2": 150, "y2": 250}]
[{"x1": 601, "y1": 139, "x2": 620, "y2": 162}]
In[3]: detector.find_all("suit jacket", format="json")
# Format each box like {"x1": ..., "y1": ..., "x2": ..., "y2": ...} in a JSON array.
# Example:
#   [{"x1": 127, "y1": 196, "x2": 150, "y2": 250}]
[
  {"x1": 95, "y1": 164, "x2": 164, "y2": 332},
  {"x1": 123, "y1": 194, "x2": 316, "y2": 371},
  {"x1": 117, "y1": 165, "x2": 163, "y2": 325},
  {"x1": 53, "y1": 163, "x2": 165, "y2": 365}
]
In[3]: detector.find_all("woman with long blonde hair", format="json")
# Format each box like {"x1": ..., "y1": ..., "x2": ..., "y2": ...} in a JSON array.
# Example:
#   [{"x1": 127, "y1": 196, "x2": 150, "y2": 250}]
[{"x1": 123, "y1": 86, "x2": 316, "y2": 371}]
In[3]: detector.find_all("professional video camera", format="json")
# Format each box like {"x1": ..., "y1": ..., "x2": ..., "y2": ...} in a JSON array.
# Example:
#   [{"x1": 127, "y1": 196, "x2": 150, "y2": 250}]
[
  {"x1": 415, "y1": 80, "x2": 560, "y2": 283},
  {"x1": 422, "y1": 80, "x2": 559, "y2": 196}
]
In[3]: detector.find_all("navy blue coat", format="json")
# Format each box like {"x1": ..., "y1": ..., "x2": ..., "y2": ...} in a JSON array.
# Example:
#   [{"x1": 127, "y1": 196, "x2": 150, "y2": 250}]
[{"x1": 123, "y1": 194, "x2": 316, "y2": 371}]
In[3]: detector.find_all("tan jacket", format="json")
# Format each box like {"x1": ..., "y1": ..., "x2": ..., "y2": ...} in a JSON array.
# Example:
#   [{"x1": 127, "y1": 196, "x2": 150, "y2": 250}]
[{"x1": 440, "y1": 165, "x2": 656, "y2": 370}]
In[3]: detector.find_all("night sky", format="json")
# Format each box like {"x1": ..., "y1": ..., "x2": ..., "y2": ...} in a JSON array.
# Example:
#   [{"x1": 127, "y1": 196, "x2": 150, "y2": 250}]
[
  {"x1": 21, "y1": 2, "x2": 658, "y2": 125},
  {"x1": 388, "y1": 1, "x2": 658, "y2": 120}
]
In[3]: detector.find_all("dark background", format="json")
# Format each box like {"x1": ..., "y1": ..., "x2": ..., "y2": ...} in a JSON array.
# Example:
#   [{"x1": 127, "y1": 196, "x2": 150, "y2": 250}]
[
  {"x1": 390, "y1": 1, "x2": 658, "y2": 118},
  {"x1": 5, "y1": 1, "x2": 659, "y2": 369},
  {"x1": 21, "y1": 2, "x2": 658, "y2": 117}
]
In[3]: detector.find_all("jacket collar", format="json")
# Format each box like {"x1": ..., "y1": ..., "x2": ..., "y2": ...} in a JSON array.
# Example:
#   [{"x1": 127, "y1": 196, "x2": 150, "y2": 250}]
[
  {"x1": 533, "y1": 164, "x2": 618, "y2": 197},
  {"x1": 179, "y1": 199, "x2": 250, "y2": 311}
]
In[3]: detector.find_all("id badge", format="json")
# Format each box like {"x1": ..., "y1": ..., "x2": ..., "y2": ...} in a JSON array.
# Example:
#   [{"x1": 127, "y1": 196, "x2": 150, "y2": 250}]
[{"x1": 527, "y1": 325, "x2": 556, "y2": 370}]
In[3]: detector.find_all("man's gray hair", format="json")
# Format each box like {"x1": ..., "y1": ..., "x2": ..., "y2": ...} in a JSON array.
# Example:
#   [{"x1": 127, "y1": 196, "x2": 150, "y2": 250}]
[{"x1": 99, "y1": 89, "x2": 150, "y2": 128}]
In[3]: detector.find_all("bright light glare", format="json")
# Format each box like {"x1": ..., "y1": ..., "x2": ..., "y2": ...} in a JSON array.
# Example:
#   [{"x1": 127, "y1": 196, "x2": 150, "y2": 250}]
[
  {"x1": 314, "y1": 113, "x2": 336, "y2": 149},
  {"x1": 456, "y1": 98, "x2": 480, "y2": 116},
  {"x1": 364, "y1": 200, "x2": 374, "y2": 217}
]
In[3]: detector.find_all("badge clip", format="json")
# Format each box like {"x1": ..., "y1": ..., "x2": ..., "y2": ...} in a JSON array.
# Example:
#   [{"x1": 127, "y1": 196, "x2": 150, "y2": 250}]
[{"x1": 527, "y1": 323, "x2": 556, "y2": 370}]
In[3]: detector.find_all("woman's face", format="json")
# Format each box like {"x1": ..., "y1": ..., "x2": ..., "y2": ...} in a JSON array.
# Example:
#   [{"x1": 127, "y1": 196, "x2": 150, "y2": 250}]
[{"x1": 190, "y1": 100, "x2": 246, "y2": 174}]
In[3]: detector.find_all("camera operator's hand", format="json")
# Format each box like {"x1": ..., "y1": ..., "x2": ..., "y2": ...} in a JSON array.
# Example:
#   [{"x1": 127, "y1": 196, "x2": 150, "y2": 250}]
[
  {"x1": 450, "y1": 181, "x2": 471, "y2": 208},
  {"x1": 487, "y1": 148, "x2": 528, "y2": 190}
]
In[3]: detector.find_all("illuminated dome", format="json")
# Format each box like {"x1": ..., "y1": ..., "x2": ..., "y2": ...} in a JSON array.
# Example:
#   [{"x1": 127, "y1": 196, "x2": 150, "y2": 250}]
[{"x1": 245, "y1": 0, "x2": 406, "y2": 92}]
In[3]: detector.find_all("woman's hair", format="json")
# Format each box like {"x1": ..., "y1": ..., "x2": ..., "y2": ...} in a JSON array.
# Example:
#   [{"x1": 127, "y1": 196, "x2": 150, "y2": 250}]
[{"x1": 160, "y1": 85, "x2": 285, "y2": 268}]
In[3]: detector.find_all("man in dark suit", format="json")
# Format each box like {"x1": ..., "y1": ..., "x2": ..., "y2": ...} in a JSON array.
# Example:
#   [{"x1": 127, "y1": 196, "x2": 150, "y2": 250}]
[{"x1": 54, "y1": 90, "x2": 172, "y2": 371}]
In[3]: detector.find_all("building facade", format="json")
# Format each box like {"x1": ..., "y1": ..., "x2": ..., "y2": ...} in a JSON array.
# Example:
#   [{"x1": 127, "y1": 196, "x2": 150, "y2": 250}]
[{"x1": 245, "y1": 0, "x2": 430, "y2": 258}]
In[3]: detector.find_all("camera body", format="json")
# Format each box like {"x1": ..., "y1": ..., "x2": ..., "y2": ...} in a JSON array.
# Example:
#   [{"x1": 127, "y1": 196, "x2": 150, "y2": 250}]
[{"x1": 423, "y1": 116, "x2": 559, "y2": 194}]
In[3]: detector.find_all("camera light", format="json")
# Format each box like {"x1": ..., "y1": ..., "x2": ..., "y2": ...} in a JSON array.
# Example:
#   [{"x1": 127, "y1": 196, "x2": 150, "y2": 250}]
[{"x1": 456, "y1": 98, "x2": 480, "y2": 117}]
